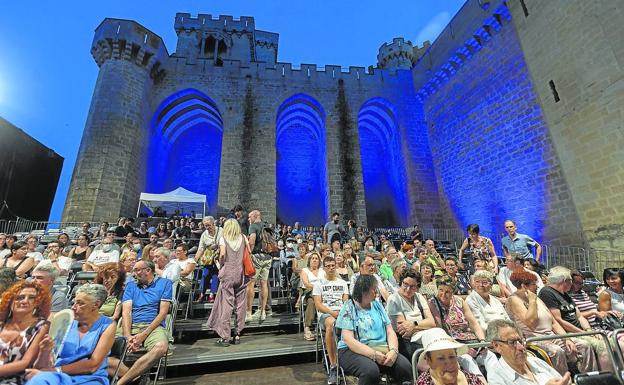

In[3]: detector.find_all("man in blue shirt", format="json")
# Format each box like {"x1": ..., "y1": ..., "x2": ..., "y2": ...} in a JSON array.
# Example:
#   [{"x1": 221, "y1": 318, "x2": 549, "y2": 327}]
[
  {"x1": 118, "y1": 259, "x2": 172, "y2": 385},
  {"x1": 501, "y1": 220, "x2": 542, "y2": 262}
]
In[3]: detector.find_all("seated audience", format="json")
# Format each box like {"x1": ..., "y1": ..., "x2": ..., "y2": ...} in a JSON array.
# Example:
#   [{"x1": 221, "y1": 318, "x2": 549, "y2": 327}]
[
  {"x1": 415, "y1": 328, "x2": 485, "y2": 385},
  {"x1": 0, "y1": 281, "x2": 50, "y2": 384},
  {"x1": 336, "y1": 274, "x2": 412, "y2": 385},
  {"x1": 486, "y1": 319, "x2": 569, "y2": 385},
  {"x1": 0, "y1": 241, "x2": 35, "y2": 279},
  {"x1": 386, "y1": 271, "x2": 436, "y2": 359},
  {"x1": 0, "y1": 266, "x2": 17, "y2": 294},
  {"x1": 599, "y1": 268, "x2": 624, "y2": 314},
  {"x1": 383, "y1": 258, "x2": 407, "y2": 295},
  {"x1": 424, "y1": 239, "x2": 445, "y2": 275},
  {"x1": 67, "y1": 233, "x2": 92, "y2": 262},
  {"x1": 350, "y1": 255, "x2": 390, "y2": 302},
  {"x1": 93, "y1": 222, "x2": 109, "y2": 239},
  {"x1": 444, "y1": 257, "x2": 471, "y2": 296},
  {"x1": 312, "y1": 256, "x2": 349, "y2": 385},
  {"x1": 154, "y1": 247, "x2": 181, "y2": 284},
  {"x1": 342, "y1": 243, "x2": 358, "y2": 273},
  {"x1": 26, "y1": 284, "x2": 116, "y2": 385},
  {"x1": 115, "y1": 217, "x2": 135, "y2": 238},
  {"x1": 569, "y1": 269, "x2": 606, "y2": 330},
  {"x1": 506, "y1": 270, "x2": 597, "y2": 374},
  {"x1": 419, "y1": 262, "x2": 437, "y2": 299},
  {"x1": 57, "y1": 233, "x2": 73, "y2": 257},
  {"x1": 498, "y1": 254, "x2": 543, "y2": 297},
  {"x1": 428, "y1": 275, "x2": 485, "y2": 343},
  {"x1": 41, "y1": 240, "x2": 73, "y2": 276},
  {"x1": 539, "y1": 266, "x2": 610, "y2": 370},
  {"x1": 335, "y1": 253, "x2": 354, "y2": 283},
  {"x1": 301, "y1": 252, "x2": 325, "y2": 341},
  {"x1": 120, "y1": 250, "x2": 138, "y2": 281},
  {"x1": 117, "y1": 260, "x2": 172, "y2": 385},
  {"x1": 141, "y1": 233, "x2": 160, "y2": 263},
  {"x1": 0, "y1": 233, "x2": 11, "y2": 259},
  {"x1": 84, "y1": 237, "x2": 120, "y2": 271},
  {"x1": 31, "y1": 264, "x2": 69, "y2": 315},
  {"x1": 171, "y1": 243, "x2": 197, "y2": 291},
  {"x1": 466, "y1": 270, "x2": 511, "y2": 332},
  {"x1": 24, "y1": 235, "x2": 44, "y2": 264},
  {"x1": 95, "y1": 262, "x2": 126, "y2": 321}
]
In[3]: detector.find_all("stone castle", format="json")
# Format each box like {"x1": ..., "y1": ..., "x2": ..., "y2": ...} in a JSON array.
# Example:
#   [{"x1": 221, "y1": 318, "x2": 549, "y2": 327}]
[{"x1": 63, "y1": 0, "x2": 624, "y2": 249}]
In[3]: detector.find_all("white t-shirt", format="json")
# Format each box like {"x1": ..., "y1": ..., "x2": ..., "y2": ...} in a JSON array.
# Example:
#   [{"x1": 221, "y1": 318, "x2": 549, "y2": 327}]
[
  {"x1": 300, "y1": 267, "x2": 325, "y2": 288},
  {"x1": 350, "y1": 272, "x2": 385, "y2": 298},
  {"x1": 161, "y1": 262, "x2": 181, "y2": 282},
  {"x1": 312, "y1": 277, "x2": 349, "y2": 315},
  {"x1": 87, "y1": 249, "x2": 120, "y2": 266},
  {"x1": 171, "y1": 257, "x2": 197, "y2": 278},
  {"x1": 27, "y1": 251, "x2": 44, "y2": 262}
]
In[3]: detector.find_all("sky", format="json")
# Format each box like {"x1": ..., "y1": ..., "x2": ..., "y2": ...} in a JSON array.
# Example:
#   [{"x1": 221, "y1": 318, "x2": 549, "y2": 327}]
[{"x1": 0, "y1": 0, "x2": 465, "y2": 222}]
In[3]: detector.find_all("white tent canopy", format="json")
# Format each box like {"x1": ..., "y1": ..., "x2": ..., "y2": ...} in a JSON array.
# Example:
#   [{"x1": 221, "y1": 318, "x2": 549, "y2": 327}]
[{"x1": 137, "y1": 187, "x2": 206, "y2": 217}]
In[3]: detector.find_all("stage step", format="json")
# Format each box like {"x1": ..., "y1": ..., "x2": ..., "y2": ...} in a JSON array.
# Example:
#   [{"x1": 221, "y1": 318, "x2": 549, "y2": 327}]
[
  {"x1": 174, "y1": 312, "x2": 300, "y2": 332},
  {"x1": 191, "y1": 296, "x2": 291, "y2": 311},
  {"x1": 167, "y1": 331, "x2": 316, "y2": 366}
]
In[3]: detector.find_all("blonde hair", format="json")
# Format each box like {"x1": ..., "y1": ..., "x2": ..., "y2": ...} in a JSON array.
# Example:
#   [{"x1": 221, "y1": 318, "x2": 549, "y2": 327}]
[{"x1": 223, "y1": 218, "x2": 241, "y2": 241}]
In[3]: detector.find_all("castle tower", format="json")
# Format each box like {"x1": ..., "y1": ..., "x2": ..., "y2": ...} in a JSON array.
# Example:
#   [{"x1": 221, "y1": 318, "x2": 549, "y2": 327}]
[
  {"x1": 62, "y1": 19, "x2": 169, "y2": 221},
  {"x1": 173, "y1": 13, "x2": 278, "y2": 65},
  {"x1": 377, "y1": 38, "x2": 416, "y2": 71}
]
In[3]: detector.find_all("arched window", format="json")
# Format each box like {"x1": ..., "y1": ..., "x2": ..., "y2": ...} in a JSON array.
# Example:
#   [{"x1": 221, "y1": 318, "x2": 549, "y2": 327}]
[
  {"x1": 147, "y1": 88, "x2": 223, "y2": 214},
  {"x1": 358, "y1": 98, "x2": 409, "y2": 226},
  {"x1": 276, "y1": 94, "x2": 329, "y2": 225}
]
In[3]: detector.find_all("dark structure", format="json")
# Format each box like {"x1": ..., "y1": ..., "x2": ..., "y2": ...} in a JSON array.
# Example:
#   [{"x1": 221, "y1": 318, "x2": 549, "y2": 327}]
[{"x1": 0, "y1": 117, "x2": 64, "y2": 221}]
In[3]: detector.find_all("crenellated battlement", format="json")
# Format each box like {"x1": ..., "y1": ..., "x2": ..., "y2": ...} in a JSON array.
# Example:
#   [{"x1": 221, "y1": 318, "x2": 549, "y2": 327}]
[
  {"x1": 170, "y1": 56, "x2": 404, "y2": 83},
  {"x1": 412, "y1": 0, "x2": 512, "y2": 101},
  {"x1": 175, "y1": 13, "x2": 256, "y2": 33},
  {"x1": 91, "y1": 18, "x2": 169, "y2": 80}
]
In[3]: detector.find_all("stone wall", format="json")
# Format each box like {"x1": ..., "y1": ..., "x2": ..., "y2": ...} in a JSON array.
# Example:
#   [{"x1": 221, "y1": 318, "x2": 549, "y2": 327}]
[
  {"x1": 417, "y1": 5, "x2": 583, "y2": 246},
  {"x1": 508, "y1": 0, "x2": 624, "y2": 251}
]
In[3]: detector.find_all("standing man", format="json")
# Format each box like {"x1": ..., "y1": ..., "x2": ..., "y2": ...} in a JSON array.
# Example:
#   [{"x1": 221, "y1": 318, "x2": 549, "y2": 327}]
[
  {"x1": 246, "y1": 210, "x2": 272, "y2": 322},
  {"x1": 234, "y1": 205, "x2": 249, "y2": 235},
  {"x1": 323, "y1": 212, "x2": 345, "y2": 245},
  {"x1": 502, "y1": 220, "x2": 542, "y2": 262}
]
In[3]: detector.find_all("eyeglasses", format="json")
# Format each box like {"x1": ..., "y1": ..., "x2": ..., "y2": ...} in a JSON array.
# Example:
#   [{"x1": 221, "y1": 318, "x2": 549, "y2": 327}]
[
  {"x1": 473, "y1": 280, "x2": 492, "y2": 286},
  {"x1": 133, "y1": 267, "x2": 148, "y2": 273},
  {"x1": 495, "y1": 338, "x2": 526, "y2": 347},
  {"x1": 16, "y1": 294, "x2": 37, "y2": 301},
  {"x1": 401, "y1": 282, "x2": 418, "y2": 290},
  {"x1": 324, "y1": 264, "x2": 336, "y2": 268}
]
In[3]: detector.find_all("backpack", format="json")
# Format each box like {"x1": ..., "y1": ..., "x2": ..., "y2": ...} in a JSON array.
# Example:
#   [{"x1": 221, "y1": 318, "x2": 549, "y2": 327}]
[{"x1": 260, "y1": 227, "x2": 279, "y2": 255}]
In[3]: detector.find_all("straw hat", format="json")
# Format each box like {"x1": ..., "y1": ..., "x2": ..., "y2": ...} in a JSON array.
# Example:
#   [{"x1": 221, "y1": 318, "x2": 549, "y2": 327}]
[{"x1": 413, "y1": 328, "x2": 468, "y2": 364}]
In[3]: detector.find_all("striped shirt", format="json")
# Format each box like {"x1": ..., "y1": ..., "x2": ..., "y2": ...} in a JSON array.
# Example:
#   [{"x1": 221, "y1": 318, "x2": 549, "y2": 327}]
[{"x1": 569, "y1": 289, "x2": 599, "y2": 328}]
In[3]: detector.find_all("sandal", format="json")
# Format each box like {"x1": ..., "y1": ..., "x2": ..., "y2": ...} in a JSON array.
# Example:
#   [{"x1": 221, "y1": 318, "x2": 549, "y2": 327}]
[
  {"x1": 215, "y1": 338, "x2": 230, "y2": 347},
  {"x1": 231, "y1": 335, "x2": 241, "y2": 345},
  {"x1": 304, "y1": 331, "x2": 315, "y2": 341}
]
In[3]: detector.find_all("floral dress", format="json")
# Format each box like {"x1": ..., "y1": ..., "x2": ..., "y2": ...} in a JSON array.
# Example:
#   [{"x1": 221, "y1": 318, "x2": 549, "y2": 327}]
[
  {"x1": 0, "y1": 319, "x2": 48, "y2": 385},
  {"x1": 429, "y1": 296, "x2": 478, "y2": 343},
  {"x1": 416, "y1": 369, "x2": 482, "y2": 385}
]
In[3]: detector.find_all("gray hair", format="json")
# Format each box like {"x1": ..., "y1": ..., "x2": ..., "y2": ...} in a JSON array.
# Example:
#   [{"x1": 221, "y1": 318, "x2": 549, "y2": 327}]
[
  {"x1": 202, "y1": 216, "x2": 215, "y2": 224},
  {"x1": 33, "y1": 263, "x2": 59, "y2": 281},
  {"x1": 548, "y1": 266, "x2": 572, "y2": 285},
  {"x1": 142, "y1": 259, "x2": 156, "y2": 273},
  {"x1": 156, "y1": 247, "x2": 171, "y2": 259},
  {"x1": 486, "y1": 319, "x2": 523, "y2": 342},
  {"x1": 472, "y1": 270, "x2": 494, "y2": 281},
  {"x1": 76, "y1": 283, "x2": 108, "y2": 306}
]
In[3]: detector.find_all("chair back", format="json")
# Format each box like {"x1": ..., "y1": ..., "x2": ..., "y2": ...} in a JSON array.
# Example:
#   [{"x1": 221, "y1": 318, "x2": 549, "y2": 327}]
[{"x1": 575, "y1": 372, "x2": 622, "y2": 385}]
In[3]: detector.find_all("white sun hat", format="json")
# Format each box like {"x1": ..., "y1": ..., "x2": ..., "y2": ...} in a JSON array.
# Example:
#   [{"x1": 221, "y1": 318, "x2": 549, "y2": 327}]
[{"x1": 413, "y1": 328, "x2": 468, "y2": 364}]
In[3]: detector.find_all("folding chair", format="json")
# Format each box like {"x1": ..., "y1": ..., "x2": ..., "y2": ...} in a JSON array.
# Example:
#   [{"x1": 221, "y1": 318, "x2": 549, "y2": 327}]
[
  {"x1": 575, "y1": 372, "x2": 622, "y2": 385},
  {"x1": 317, "y1": 319, "x2": 330, "y2": 374},
  {"x1": 109, "y1": 336, "x2": 128, "y2": 385}
]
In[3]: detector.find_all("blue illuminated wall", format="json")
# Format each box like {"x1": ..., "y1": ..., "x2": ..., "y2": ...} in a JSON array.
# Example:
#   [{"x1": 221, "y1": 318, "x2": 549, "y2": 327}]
[
  {"x1": 358, "y1": 98, "x2": 410, "y2": 227},
  {"x1": 421, "y1": 18, "x2": 580, "y2": 247},
  {"x1": 276, "y1": 94, "x2": 329, "y2": 226},
  {"x1": 147, "y1": 88, "x2": 223, "y2": 214}
]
